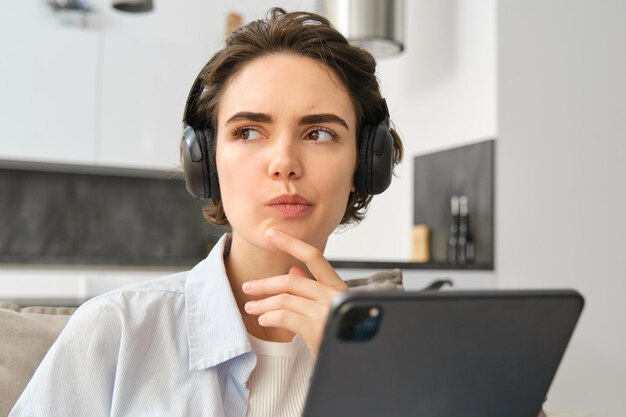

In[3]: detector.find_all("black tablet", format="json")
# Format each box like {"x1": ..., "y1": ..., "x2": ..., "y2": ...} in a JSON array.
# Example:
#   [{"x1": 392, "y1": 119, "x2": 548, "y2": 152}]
[{"x1": 302, "y1": 289, "x2": 584, "y2": 417}]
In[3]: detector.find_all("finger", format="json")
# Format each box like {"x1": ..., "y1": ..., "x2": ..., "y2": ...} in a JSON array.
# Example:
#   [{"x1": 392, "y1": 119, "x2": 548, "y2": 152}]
[
  {"x1": 256, "y1": 309, "x2": 314, "y2": 338},
  {"x1": 242, "y1": 273, "x2": 338, "y2": 301},
  {"x1": 257, "y1": 309, "x2": 325, "y2": 358},
  {"x1": 289, "y1": 265, "x2": 307, "y2": 277},
  {"x1": 245, "y1": 293, "x2": 327, "y2": 318},
  {"x1": 266, "y1": 229, "x2": 345, "y2": 287},
  {"x1": 257, "y1": 309, "x2": 309, "y2": 336}
]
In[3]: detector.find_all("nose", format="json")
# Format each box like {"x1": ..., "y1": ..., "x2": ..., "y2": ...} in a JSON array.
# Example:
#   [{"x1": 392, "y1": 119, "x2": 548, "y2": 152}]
[{"x1": 267, "y1": 134, "x2": 303, "y2": 180}]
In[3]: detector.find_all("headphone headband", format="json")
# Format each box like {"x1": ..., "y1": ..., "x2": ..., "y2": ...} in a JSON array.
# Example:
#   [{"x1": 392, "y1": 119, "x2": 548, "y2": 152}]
[
  {"x1": 378, "y1": 98, "x2": 390, "y2": 121},
  {"x1": 182, "y1": 75, "x2": 205, "y2": 129}
]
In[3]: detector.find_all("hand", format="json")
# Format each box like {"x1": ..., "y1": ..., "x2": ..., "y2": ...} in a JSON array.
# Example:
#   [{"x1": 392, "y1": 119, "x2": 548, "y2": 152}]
[{"x1": 242, "y1": 229, "x2": 348, "y2": 358}]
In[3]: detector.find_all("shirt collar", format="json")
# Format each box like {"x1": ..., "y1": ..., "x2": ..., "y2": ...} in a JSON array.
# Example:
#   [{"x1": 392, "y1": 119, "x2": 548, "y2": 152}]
[{"x1": 185, "y1": 233, "x2": 253, "y2": 370}]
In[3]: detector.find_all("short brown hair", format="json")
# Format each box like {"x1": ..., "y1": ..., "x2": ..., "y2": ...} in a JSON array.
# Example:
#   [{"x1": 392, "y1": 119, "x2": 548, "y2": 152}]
[{"x1": 188, "y1": 7, "x2": 403, "y2": 226}]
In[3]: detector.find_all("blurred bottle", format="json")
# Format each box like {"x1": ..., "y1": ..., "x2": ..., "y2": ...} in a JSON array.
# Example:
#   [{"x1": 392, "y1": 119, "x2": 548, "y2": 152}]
[
  {"x1": 447, "y1": 196, "x2": 460, "y2": 264},
  {"x1": 457, "y1": 196, "x2": 475, "y2": 264},
  {"x1": 457, "y1": 196, "x2": 468, "y2": 264}
]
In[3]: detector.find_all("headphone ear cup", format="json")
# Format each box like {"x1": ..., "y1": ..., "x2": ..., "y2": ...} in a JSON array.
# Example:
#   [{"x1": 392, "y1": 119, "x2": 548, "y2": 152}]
[
  {"x1": 355, "y1": 124, "x2": 375, "y2": 194},
  {"x1": 370, "y1": 122, "x2": 394, "y2": 194},
  {"x1": 181, "y1": 125, "x2": 206, "y2": 199},
  {"x1": 181, "y1": 125, "x2": 220, "y2": 199},
  {"x1": 197, "y1": 128, "x2": 221, "y2": 199},
  {"x1": 355, "y1": 120, "x2": 394, "y2": 195}
]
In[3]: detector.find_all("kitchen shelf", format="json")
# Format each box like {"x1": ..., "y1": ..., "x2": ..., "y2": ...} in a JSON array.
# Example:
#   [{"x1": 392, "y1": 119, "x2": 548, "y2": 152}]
[{"x1": 329, "y1": 260, "x2": 493, "y2": 271}]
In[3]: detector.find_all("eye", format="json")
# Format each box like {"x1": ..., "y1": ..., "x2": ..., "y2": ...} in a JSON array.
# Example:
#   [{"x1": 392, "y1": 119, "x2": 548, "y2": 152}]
[
  {"x1": 305, "y1": 128, "x2": 338, "y2": 143},
  {"x1": 232, "y1": 127, "x2": 263, "y2": 141}
]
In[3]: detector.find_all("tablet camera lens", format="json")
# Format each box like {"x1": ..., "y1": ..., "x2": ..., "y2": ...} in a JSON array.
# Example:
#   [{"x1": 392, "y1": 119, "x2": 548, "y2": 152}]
[{"x1": 338, "y1": 305, "x2": 383, "y2": 342}]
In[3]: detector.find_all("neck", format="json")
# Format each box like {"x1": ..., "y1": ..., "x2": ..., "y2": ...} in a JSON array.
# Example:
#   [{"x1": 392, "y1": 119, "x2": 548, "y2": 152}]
[{"x1": 224, "y1": 231, "x2": 326, "y2": 342}]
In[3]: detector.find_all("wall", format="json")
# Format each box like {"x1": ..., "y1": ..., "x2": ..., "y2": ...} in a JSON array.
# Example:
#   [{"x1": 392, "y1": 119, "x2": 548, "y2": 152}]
[
  {"x1": 0, "y1": 0, "x2": 495, "y2": 262},
  {"x1": 497, "y1": 1, "x2": 626, "y2": 415},
  {"x1": 325, "y1": 0, "x2": 497, "y2": 260}
]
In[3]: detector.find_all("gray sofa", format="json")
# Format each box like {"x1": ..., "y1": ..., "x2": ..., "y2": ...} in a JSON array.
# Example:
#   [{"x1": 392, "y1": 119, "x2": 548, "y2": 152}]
[{"x1": 0, "y1": 303, "x2": 75, "y2": 417}]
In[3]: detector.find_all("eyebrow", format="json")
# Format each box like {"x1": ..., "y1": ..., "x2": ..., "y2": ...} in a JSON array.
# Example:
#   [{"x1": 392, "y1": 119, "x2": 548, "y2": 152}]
[
  {"x1": 225, "y1": 111, "x2": 350, "y2": 130},
  {"x1": 226, "y1": 112, "x2": 272, "y2": 124},
  {"x1": 299, "y1": 114, "x2": 349, "y2": 130}
]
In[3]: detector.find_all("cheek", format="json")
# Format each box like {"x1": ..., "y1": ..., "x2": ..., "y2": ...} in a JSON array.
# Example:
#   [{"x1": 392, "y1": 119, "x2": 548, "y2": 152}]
[
  {"x1": 327, "y1": 179, "x2": 354, "y2": 227},
  {"x1": 215, "y1": 143, "x2": 246, "y2": 210},
  {"x1": 215, "y1": 144, "x2": 267, "y2": 225},
  {"x1": 320, "y1": 157, "x2": 356, "y2": 206}
]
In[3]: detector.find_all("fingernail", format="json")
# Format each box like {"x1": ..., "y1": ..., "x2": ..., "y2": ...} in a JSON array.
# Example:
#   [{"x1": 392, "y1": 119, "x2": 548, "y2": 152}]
[
  {"x1": 242, "y1": 282, "x2": 253, "y2": 291},
  {"x1": 266, "y1": 229, "x2": 279, "y2": 239},
  {"x1": 245, "y1": 301, "x2": 256, "y2": 312}
]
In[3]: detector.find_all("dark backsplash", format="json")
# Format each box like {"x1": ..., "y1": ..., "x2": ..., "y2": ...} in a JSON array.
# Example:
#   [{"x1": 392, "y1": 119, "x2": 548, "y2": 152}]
[
  {"x1": 0, "y1": 168, "x2": 224, "y2": 266},
  {"x1": 413, "y1": 139, "x2": 494, "y2": 266}
]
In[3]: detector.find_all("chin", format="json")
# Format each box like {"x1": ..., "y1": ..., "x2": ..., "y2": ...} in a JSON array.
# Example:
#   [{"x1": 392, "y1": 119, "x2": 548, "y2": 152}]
[{"x1": 265, "y1": 221, "x2": 330, "y2": 248}]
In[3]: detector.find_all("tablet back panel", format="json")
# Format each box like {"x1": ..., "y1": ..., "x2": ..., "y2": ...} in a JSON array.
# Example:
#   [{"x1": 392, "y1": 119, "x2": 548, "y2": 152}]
[{"x1": 303, "y1": 290, "x2": 583, "y2": 417}]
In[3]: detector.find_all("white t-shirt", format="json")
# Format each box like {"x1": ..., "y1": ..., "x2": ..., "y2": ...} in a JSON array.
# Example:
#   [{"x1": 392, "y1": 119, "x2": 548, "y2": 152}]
[{"x1": 246, "y1": 334, "x2": 315, "y2": 417}]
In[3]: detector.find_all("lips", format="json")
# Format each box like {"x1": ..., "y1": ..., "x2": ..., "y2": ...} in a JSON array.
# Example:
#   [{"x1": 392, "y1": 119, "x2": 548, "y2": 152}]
[{"x1": 266, "y1": 194, "x2": 313, "y2": 217}]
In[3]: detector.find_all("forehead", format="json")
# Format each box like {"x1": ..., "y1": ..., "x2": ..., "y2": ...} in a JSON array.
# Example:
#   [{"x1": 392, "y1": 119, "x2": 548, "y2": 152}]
[{"x1": 217, "y1": 53, "x2": 356, "y2": 127}]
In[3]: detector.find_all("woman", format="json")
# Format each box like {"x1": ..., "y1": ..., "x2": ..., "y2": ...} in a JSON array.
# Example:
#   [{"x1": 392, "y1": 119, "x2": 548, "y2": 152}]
[{"x1": 10, "y1": 8, "x2": 403, "y2": 417}]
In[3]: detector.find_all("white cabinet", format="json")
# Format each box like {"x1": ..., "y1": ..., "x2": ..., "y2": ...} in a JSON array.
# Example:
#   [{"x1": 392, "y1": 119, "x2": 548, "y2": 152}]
[
  {"x1": 0, "y1": 0, "x2": 314, "y2": 172},
  {"x1": 0, "y1": 18, "x2": 99, "y2": 166},
  {"x1": 91, "y1": 0, "x2": 243, "y2": 172},
  {"x1": 0, "y1": 266, "x2": 495, "y2": 306},
  {"x1": 96, "y1": 33, "x2": 206, "y2": 171}
]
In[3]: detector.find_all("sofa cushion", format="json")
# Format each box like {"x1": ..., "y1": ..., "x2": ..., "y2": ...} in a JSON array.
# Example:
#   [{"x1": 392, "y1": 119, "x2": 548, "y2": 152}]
[
  {"x1": 0, "y1": 302, "x2": 75, "y2": 417},
  {"x1": 345, "y1": 269, "x2": 404, "y2": 290}
]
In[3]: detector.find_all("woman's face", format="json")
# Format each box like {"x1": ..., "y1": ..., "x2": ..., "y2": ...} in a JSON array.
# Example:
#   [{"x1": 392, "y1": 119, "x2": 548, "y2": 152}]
[{"x1": 216, "y1": 53, "x2": 357, "y2": 252}]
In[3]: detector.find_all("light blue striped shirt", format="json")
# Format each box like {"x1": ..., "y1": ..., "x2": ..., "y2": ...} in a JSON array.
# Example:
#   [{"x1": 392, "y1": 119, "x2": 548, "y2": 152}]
[{"x1": 10, "y1": 234, "x2": 260, "y2": 417}]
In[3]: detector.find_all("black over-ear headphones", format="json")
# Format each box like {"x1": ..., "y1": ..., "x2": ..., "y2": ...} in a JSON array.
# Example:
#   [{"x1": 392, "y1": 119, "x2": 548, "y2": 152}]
[{"x1": 181, "y1": 72, "x2": 395, "y2": 199}]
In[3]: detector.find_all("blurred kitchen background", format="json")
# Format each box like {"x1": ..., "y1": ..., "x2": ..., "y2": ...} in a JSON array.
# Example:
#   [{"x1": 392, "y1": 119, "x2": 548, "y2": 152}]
[{"x1": 1, "y1": 1, "x2": 625, "y2": 416}]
